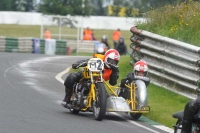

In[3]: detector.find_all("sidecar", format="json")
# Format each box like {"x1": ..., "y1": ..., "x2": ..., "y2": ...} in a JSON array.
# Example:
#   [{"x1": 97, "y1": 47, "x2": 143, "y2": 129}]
[{"x1": 105, "y1": 80, "x2": 150, "y2": 119}]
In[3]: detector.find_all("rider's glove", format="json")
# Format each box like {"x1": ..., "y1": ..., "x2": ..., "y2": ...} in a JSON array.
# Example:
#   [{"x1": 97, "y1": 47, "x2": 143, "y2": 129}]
[
  {"x1": 72, "y1": 62, "x2": 87, "y2": 69},
  {"x1": 121, "y1": 78, "x2": 129, "y2": 84},
  {"x1": 110, "y1": 65, "x2": 119, "y2": 73},
  {"x1": 120, "y1": 78, "x2": 129, "y2": 87},
  {"x1": 72, "y1": 63, "x2": 79, "y2": 69}
]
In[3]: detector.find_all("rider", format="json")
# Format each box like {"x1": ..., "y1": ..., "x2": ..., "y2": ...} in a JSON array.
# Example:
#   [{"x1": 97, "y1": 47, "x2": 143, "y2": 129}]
[
  {"x1": 61, "y1": 49, "x2": 120, "y2": 107},
  {"x1": 93, "y1": 44, "x2": 106, "y2": 59},
  {"x1": 101, "y1": 35, "x2": 110, "y2": 50},
  {"x1": 117, "y1": 60, "x2": 150, "y2": 99},
  {"x1": 181, "y1": 90, "x2": 200, "y2": 133}
]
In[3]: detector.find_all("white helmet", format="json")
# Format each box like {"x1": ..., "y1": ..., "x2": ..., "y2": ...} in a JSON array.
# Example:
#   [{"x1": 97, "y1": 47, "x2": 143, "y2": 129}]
[
  {"x1": 134, "y1": 60, "x2": 148, "y2": 76},
  {"x1": 96, "y1": 43, "x2": 106, "y2": 54},
  {"x1": 104, "y1": 49, "x2": 120, "y2": 68},
  {"x1": 97, "y1": 47, "x2": 104, "y2": 54}
]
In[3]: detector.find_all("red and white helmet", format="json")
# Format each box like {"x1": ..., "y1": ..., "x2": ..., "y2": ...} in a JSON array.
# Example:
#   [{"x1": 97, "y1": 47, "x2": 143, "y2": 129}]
[
  {"x1": 104, "y1": 49, "x2": 120, "y2": 68},
  {"x1": 134, "y1": 60, "x2": 148, "y2": 76}
]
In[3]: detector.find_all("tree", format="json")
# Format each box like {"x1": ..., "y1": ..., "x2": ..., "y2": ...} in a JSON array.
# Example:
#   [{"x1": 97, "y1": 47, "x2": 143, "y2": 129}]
[
  {"x1": 0, "y1": 0, "x2": 18, "y2": 11},
  {"x1": 16, "y1": 0, "x2": 35, "y2": 11},
  {"x1": 0, "y1": 0, "x2": 35, "y2": 12},
  {"x1": 96, "y1": 0, "x2": 105, "y2": 16},
  {"x1": 39, "y1": 0, "x2": 91, "y2": 16}
]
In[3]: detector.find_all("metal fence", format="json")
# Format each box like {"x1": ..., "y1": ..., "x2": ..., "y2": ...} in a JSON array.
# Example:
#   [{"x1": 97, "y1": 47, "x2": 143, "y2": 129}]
[{"x1": 129, "y1": 26, "x2": 200, "y2": 99}]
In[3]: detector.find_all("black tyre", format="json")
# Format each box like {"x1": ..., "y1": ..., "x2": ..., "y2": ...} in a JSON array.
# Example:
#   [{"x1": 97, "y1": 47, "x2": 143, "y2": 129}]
[
  {"x1": 92, "y1": 82, "x2": 107, "y2": 121},
  {"x1": 70, "y1": 109, "x2": 80, "y2": 114},
  {"x1": 130, "y1": 113, "x2": 142, "y2": 120}
]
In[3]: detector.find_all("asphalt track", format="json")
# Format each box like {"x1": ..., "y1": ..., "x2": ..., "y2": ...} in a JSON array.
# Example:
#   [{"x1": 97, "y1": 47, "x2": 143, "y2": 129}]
[{"x1": 0, "y1": 52, "x2": 174, "y2": 133}]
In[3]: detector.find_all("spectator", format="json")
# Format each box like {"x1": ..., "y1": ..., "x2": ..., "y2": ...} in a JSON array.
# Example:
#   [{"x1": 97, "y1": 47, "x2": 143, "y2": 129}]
[
  {"x1": 116, "y1": 37, "x2": 127, "y2": 55},
  {"x1": 44, "y1": 28, "x2": 51, "y2": 39},
  {"x1": 112, "y1": 28, "x2": 121, "y2": 49},
  {"x1": 83, "y1": 27, "x2": 93, "y2": 40}
]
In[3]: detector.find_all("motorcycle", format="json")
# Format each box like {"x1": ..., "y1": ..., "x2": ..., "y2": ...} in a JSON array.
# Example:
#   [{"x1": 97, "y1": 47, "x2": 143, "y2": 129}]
[
  {"x1": 172, "y1": 110, "x2": 200, "y2": 133},
  {"x1": 67, "y1": 57, "x2": 150, "y2": 121},
  {"x1": 68, "y1": 58, "x2": 107, "y2": 121}
]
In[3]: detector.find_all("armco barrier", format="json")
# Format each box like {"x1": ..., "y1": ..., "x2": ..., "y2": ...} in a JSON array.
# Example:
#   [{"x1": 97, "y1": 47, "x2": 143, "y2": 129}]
[
  {"x1": 5, "y1": 37, "x2": 18, "y2": 52},
  {"x1": 18, "y1": 37, "x2": 33, "y2": 53},
  {"x1": 56, "y1": 40, "x2": 67, "y2": 55},
  {"x1": 33, "y1": 38, "x2": 40, "y2": 53},
  {"x1": 76, "y1": 40, "x2": 95, "y2": 53},
  {"x1": 130, "y1": 26, "x2": 200, "y2": 99},
  {"x1": 1, "y1": 37, "x2": 68, "y2": 55},
  {"x1": 66, "y1": 40, "x2": 95, "y2": 53},
  {"x1": 0, "y1": 36, "x2": 6, "y2": 52},
  {"x1": 39, "y1": 39, "x2": 45, "y2": 54},
  {"x1": 38, "y1": 39, "x2": 67, "y2": 55}
]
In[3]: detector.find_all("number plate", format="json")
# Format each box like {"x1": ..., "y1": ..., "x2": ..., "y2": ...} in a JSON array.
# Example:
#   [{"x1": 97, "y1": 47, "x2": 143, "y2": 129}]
[{"x1": 87, "y1": 58, "x2": 104, "y2": 72}]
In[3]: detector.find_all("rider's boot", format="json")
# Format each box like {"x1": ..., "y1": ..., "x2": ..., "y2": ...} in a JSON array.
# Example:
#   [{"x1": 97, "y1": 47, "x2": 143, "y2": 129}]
[{"x1": 61, "y1": 88, "x2": 72, "y2": 108}]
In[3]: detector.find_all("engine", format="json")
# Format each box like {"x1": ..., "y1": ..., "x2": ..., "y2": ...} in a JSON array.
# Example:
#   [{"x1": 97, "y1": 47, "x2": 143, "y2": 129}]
[{"x1": 71, "y1": 80, "x2": 90, "y2": 107}]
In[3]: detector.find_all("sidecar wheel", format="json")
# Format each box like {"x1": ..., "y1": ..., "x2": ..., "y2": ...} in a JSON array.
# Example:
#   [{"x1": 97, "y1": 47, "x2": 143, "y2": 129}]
[
  {"x1": 130, "y1": 113, "x2": 142, "y2": 120},
  {"x1": 92, "y1": 83, "x2": 107, "y2": 121}
]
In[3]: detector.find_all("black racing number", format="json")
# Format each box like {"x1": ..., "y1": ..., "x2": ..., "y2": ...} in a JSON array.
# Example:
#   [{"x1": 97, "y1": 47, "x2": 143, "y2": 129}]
[
  {"x1": 89, "y1": 62, "x2": 96, "y2": 69},
  {"x1": 97, "y1": 60, "x2": 102, "y2": 70}
]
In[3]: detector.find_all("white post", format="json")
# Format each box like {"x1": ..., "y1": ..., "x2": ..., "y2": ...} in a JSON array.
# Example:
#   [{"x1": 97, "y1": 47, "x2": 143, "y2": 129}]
[
  {"x1": 40, "y1": 15, "x2": 43, "y2": 39},
  {"x1": 76, "y1": 22, "x2": 80, "y2": 53},
  {"x1": 81, "y1": 0, "x2": 85, "y2": 40},
  {"x1": 80, "y1": 16, "x2": 84, "y2": 41},
  {"x1": 59, "y1": 16, "x2": 62, "y2": 40}
]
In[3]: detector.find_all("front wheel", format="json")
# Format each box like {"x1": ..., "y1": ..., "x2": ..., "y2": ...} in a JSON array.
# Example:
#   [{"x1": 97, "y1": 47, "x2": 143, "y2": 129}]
[
  {"x1": 92, "y1": 82, "x2": 107, "y2": 121},
  {"x1": 173, "y1": 119, "x2": 182, "y2": 133}
]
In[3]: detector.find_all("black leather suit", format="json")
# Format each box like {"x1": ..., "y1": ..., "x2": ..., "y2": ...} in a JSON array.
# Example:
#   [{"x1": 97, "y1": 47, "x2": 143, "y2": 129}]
[
  {"x1": 118, "y1": 72, "x2": 150, "y2": 99},
  {"x1": 181, "y1": 95, "x2": 200, "y2": 133}
]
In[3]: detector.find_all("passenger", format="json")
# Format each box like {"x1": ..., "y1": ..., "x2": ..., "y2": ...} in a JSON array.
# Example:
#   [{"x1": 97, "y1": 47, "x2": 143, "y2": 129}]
[{"x1": 117, "y1": 60, "x2": 150, "y2": 99}]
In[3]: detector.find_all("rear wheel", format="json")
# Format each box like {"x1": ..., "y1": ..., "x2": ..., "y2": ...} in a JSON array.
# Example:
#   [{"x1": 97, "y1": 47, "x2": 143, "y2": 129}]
[{"x1": 92, "y1": 82, "x2": 107, "y2": 121}]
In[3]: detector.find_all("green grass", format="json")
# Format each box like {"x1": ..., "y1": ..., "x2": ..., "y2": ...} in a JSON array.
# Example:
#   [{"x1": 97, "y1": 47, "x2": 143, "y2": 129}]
[
  {"x1": 138, "y1": 0, "x2": 200, "y2": 47},
  {"x1": 144, "y1": 84, "x2": 190, "y2": 127}
]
